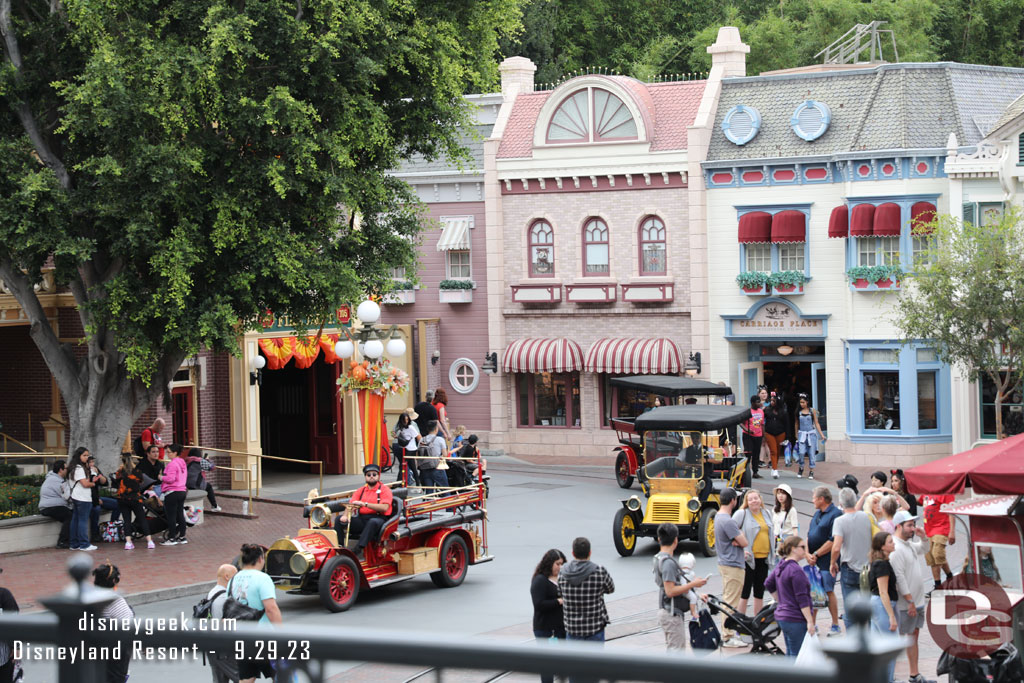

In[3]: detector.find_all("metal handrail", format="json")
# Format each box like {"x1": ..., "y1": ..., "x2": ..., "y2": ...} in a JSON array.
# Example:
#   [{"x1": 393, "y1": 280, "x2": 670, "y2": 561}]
[
  {"x1": 189, "y1": 443, "x2": 324, "y2": 497},
  {"x1": 0, "y1": 451, "x2": 60, "y2": 464},
  {"x1": 0, "y1": 432, "x2": 39, "y2": 457},
  {"x1": 212, "y1": 464, "x2": 254, "y2": 515}
]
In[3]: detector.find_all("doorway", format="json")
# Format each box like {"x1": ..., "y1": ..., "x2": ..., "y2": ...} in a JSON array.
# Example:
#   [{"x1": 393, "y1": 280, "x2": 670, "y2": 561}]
[
  {"x1": 259, "y1": 357, "x2": 345, "y2": 475},
  {"x1": 762, "y1": 360, "x2": 827, "y2": 432}
]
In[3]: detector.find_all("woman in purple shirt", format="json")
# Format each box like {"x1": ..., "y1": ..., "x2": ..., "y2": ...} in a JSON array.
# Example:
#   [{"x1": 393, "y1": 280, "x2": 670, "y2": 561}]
[{"x1": 764, "y1": 535, "x2": 816, "y2": 657}]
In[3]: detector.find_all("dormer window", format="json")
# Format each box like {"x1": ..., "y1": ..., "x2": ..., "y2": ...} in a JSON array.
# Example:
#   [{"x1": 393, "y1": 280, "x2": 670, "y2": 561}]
[{"x1": 546, "y1": 88, "x2": 638, "y2": 144}]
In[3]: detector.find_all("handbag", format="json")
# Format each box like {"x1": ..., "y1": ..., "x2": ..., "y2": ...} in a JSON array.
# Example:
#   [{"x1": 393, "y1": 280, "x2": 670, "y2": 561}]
[
  {"x1": 222, "y1": 575, "x2": 266, "y2": 622},
  {"x1": 688, "y1": 609, "x2": 722, "y2": 650},
  {"x1": 100, "y1": 520, "x2": 125, "y2": 543},
  {"x1": 803, "y1": 565, "x2": 828, "y2": 608}
]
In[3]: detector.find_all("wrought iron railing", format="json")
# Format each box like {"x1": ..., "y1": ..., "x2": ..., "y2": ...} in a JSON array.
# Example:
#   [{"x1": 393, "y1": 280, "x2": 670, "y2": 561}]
[{"x1": 0, "y1": 555, "x2": 904, "y2": 683}]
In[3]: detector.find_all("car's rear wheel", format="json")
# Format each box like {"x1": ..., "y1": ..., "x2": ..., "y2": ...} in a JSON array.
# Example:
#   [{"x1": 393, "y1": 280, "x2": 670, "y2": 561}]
[
  {"x1": 698, "y1": 509, "x2": 717, "y2": 557},
  {"x1": 431, "y1": 535, "x2": 469, "y2": 588},
  {"x1": 318, "y1": 555, "x2": 361, "y2": 612},
  {"x1": 613, "y1": 508, "x2": 637, "y2": 556},
  {"x1": 614, "y1": 452, "x2": 634, "y2": 489}
]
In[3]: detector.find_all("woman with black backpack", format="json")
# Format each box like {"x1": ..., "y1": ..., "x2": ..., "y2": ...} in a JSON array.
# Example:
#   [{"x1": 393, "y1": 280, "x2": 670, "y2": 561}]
[{"x1": 394, "y1": 407, "x2": 421, "y2": 486}]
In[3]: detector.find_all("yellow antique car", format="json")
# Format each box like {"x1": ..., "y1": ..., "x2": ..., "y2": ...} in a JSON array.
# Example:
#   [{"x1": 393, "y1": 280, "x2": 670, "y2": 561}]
[{"x1": 612, "y1": 405, "x2": 751, "y2": 557}]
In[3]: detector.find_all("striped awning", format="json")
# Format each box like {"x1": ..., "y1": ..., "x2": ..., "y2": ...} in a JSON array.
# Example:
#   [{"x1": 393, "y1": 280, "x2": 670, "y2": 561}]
[
  {"x1": 436, "y1": 216, "x2": 472, "y2": 251},
  {"x1": 502, "y1": 338, "x2": 584, "y2": 373},
  {"x1": 585, "y1": 338, "x2": 684, "y2": 374}
]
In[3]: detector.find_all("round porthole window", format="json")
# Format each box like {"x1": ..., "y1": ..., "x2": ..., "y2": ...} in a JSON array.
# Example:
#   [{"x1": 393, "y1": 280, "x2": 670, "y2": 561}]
[
  {"x1": 721, "y1": 105, "x2": 762, "y2": 146},
  {"x1": 791, "y1": 100, "x2": 831, "y2": 141},
  {"x1": 449, "y1": 358, "x2": 479, "y2": 394}
]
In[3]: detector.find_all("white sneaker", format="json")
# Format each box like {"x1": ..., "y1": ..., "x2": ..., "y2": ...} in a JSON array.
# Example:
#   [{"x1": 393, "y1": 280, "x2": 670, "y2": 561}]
[
  {"x1": 808, "y1": 473, "x2": 815, "y2": 480},
  {"x1": 797, "y1": 472, "x2": 803, "y2": 478},
  {"x1": 772, "y1": 470, "x2": 779, "y2": 479},
  {"x1": 160, "y1": 538, "x2": 178, "y2": 546},
  {"x1": 722, "y1": 637, "x2": 748, "y2": 648},
  {"x1": 210, "y1": 506, "x2": 222, "y2": 512},
  {"x1": 82, "y1": 545, "x2": 98, "y2": 551},
  {"x1": 124, "y1": 540, "x2": 135, "y2": 550}
]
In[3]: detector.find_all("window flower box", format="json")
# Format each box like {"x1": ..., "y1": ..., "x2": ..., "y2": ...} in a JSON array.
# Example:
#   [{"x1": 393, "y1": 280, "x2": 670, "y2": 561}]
[
  {"x1": 768, "y1": 270, "x2": 807, "y2": 296},
  {"x1": 383, "y1": 288, "x2": 416, "y2": 305},
  {"x1": 439, "y1": 280, "x2": 474, "y2": 303},
  {"x1": 736, "y1": 271, "x2": 769, "y2": 296},
  {"x1": 511, "y1": 284, "x2": 562, "y2": 304},
  {"x1": 847, "y1": 266, "x2": 903, "y2": 291}
]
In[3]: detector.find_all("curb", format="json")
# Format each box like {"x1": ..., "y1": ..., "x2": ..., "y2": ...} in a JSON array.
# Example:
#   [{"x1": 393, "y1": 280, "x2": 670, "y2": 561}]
[
  {"x1": 217, "y1": 492, "x2": 305, "y2": 508},
  {"x1": 125, "y1": 580, "x2": 217, "y2": 608}
]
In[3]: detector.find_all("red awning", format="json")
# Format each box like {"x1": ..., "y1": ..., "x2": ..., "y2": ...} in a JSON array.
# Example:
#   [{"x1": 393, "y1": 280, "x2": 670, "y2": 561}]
[
  {"x1": 850, "y1": 204, "x2": 875, "y2": 236},
  {"x1": 771, "y1": 210, "x2": 806, "y2": 243},
  {"x1": 910, "y1": 202, "x2": 937, "y2": 234},
  {"x1": 828, "y1": 206, "x2": 849, "y2": 238},
  {"x1": 738, "y1": 211, "x2": 772, "y2": 243},
  {"x1": 584, "y1": 338, "x2": 683, "y2": 374},
  {"x1": 873, "y1": 202, "x2": 901, "y2": 236},
  {"x1": 502, "y1": 338, "x2": 584, "y2": 373},
  {"x1": 905, "y1": 433, "x2": 1024, "y2": 495}
]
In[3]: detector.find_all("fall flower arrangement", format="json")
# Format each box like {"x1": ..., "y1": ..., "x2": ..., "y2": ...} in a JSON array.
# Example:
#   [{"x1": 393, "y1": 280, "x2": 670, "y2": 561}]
[{"x1": 337, "y1": 358, "x2": 410, "y2": 396}]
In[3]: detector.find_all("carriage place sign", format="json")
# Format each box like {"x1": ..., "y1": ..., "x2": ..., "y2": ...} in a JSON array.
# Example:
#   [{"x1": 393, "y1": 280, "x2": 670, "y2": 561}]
[{"x1": 722, "y1": 297, "x2": 829, "y2": 341}]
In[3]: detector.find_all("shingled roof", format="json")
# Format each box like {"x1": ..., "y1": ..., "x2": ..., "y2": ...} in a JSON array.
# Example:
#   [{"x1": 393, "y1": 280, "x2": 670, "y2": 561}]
[
  {"x1": 988, "y1": 92, "x2": 1024, "y2": 138},
  {"x1": 497, "y1": 76, "x2": 706, "y2": 159},
  {"x1": 706, "y1": 62, "x2": 1024, "y2": 162},
  {"x1": 393, "y1": 123, "x2": 494, "y2": 176}
]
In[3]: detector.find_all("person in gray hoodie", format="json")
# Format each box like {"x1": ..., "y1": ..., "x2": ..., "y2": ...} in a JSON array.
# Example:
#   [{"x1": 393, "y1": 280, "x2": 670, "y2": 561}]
[
  {"x1": 417, "y1": 420, "x2": 449, "y2": 491},
  {"x1": 38, "y1": 460, "x2": 73, "y2": 549},
  {"x1": 557, "y1": 537, "x2": 615, "y2": 642}
]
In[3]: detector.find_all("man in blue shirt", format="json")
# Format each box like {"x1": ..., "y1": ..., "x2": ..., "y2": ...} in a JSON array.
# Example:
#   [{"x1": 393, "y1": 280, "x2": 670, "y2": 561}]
[{"x1": 805, "y1": 486, "x2": 843, "y2": 636}]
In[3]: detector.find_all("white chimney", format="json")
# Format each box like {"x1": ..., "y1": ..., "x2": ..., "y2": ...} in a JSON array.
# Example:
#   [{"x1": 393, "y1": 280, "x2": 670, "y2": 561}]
[
  {"x1": 707, "y1": 26, "x2": 749, "y2": 79},
  {"x1": 499, "y1": 56, "x2": 536, "y2": 101}
]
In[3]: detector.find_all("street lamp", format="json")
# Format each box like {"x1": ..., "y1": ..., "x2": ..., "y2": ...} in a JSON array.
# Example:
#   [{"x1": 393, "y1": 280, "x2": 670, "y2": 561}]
[
  {"x1": 684, "y1": 351, "x2": 702, "y2": 377},
  {"x1": 249, "y1": 354, "x2": 266, "y2": 385},
  {"x1": 335, "y1": 299, "x2": 404, "y2": 361}
]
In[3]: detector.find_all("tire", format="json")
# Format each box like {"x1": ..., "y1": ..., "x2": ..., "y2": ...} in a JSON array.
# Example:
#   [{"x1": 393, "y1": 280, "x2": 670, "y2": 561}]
[
  {"x1": 614, "y1": 452, "x2": 634, "y2": 489},
  {"x1": 431, "y1": 535, "x2": 470, "y2": 588},
  {"x1": 612, "y1": 508, "x2": 637, "y2": 557},
  {"x1": 698, "y1": 509, "x2": 717, "y2": 558},
  {"x1": 318, "y1": 555, "x2": 361, "y2": 612}
]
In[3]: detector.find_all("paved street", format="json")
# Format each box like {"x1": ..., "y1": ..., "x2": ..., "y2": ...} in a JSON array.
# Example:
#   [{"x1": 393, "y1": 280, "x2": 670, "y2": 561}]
[{"x1": 11, "y1": 457, "x2": 954, "y2": 682}]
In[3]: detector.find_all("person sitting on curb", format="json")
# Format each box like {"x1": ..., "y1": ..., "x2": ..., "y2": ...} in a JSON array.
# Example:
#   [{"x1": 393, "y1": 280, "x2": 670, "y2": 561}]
[{"x1": 333, "y1": 464, "x2": 393, "y2": 554}]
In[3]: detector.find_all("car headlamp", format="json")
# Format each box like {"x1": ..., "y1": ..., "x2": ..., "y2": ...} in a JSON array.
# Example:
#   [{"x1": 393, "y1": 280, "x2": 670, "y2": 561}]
[
  {"x1": 687, "y1": 498, "x2": 701, "y2": 513},
  {"x1": 289, "y1": 551, "x2": 314, "y2": 575},
  {"x1": 626, "y1": 496, "x2": 641, "y2": 512},
  {"x1": 310, "y1": 504, "x2": 332, "y2": 528}
]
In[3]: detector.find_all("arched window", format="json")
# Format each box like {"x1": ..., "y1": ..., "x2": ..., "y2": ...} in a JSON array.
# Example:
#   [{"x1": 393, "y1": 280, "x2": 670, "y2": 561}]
[
  {"x1": 528, "y1": 220, "x2": 555, "y2": 277},
  {"x1": 638, "y1": 216, "x2": 666, "y2": 275},
  {"x1": 582, "y1": 218, "x2": 609, "y2": 275},
  {"x1": 546, "y1": 88, "x2": 638, "y2": 144}
]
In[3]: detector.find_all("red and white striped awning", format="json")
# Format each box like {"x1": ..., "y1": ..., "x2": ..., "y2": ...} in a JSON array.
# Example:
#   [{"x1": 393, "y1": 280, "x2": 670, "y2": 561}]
[
  {"x1": 584, "y1": 338, "x2": 683, "y2": 374},
  {"x1": 502, "y1": 338, "x2": 584, "y2": 373}
]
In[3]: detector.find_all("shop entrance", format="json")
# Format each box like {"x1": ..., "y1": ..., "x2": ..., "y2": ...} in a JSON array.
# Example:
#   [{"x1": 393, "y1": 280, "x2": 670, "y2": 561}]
[
  {"x1": 259, "y1": 357, "x2": 345, "y2": 474},
  {"x1": 738, "y1": 344, "x2": 827, "y2": 432}
]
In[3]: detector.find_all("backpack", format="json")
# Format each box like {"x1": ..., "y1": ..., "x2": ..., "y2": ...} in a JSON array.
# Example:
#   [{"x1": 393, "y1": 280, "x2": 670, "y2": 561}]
[
  {"x1": 132, "y1": 434, "x2": 146, "y2": 459},
  {"x1": 100, "y1": 520, "x2": 125, "y2": 543},
  {"x1": 653, "y1": 552, "x2": 690, "y2": 615},
  {"x1": 416, "y1": 438, "x2": 436, "y2": 470},
  {"x1": 193, "y1": 587, "x2": 226, "y2": 620},
  {"x1": 222, "y1": 575, "x2": 266, "y2": 622}
]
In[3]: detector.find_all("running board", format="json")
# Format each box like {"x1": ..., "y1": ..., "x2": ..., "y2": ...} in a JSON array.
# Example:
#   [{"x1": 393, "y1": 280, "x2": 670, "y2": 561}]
[{"x1": 471, "y1": 554, "x2": 495, "y2": 565}]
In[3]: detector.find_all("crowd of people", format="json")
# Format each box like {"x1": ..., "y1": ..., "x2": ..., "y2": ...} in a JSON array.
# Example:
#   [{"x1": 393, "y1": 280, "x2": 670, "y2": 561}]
[
  {"x1": 38, "y1": 418, "x2": 221, "y2": 551},
  {"x1": 740, "y1": 385, "x2": 826, "y2": 480},
  {"x1": 391, "y1": 388, "x2": 485, "y2": 490}
]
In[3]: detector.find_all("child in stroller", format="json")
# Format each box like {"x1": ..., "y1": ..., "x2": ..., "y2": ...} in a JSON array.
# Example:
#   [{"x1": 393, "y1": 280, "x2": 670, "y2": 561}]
[{"x1": 706, "y1": 594, "x2": 783, "y2": 654}]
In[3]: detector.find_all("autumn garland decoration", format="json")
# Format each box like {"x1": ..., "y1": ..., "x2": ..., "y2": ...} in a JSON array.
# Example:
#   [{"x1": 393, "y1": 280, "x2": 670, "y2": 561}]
[{"x1": 336, "y1": 358, "x2": 410, "y2": 396}]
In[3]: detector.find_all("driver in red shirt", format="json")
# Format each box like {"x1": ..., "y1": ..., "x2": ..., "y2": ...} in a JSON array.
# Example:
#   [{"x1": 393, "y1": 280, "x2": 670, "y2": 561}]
[{"x1": 334, "y1": 464, "x2": 394, "y2": 553}]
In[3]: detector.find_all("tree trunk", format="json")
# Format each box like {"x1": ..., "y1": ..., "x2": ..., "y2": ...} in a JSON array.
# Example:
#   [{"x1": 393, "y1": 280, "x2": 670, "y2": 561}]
[{"x1": 995, "y1": 391, "x2": 1004, "y2": 440}]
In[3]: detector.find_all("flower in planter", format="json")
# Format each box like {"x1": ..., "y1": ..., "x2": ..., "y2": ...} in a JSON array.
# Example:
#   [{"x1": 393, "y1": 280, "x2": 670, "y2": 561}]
[
  {"x1": 768, "y1": 270, "x2": 807, "y2": 291},
  {"x1": 438, "y1": 279, "x2": 474, "y2": 290},
  {"x1": 735, "y1": 271, "x2": 769, "y2": 292}
]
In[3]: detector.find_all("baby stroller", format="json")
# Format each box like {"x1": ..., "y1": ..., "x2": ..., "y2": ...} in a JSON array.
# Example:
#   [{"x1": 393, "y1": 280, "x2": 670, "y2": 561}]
[{"x1": 706, "y1": 595, "x2": 783, "y2": 655}]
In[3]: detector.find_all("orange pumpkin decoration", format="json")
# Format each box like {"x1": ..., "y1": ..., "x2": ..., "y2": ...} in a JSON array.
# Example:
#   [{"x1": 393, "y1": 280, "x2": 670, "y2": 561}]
[{"x1": 352, "y1": 365, "x2": 368, "y2": 381}]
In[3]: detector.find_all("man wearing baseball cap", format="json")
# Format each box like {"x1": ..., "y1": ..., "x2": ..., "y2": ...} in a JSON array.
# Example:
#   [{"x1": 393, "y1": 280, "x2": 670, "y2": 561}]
[
  {"x1": 888, "y1": 510, "x2": 935, "y2": 683},
  {"x1": 334, "y1": 464, "x2": 394, "y2": 554}
]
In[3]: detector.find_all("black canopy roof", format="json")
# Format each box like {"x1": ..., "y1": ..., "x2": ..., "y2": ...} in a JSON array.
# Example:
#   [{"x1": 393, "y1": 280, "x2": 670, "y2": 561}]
[
  {"x1": 609, "y1": 375, "x2": 734, "y2": 397},
  {"x1": 633, "y1": 405, "x2": 751, "y2": 433}
]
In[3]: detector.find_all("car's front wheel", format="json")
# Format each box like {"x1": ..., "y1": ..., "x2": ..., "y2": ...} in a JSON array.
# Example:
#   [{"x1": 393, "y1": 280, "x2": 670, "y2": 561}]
[
  {"x1": 612, "y1": 508, "x2": 637, "y2": 557},
  {"x1": 318, "y1": 555, "x2": 361, "y2": 612},
  {"x1": 698, "y1": 509, "x2": 717, "y2": 558},
  {"x1": 431, "y1": 535, "x2": 469, "y2": 588}
]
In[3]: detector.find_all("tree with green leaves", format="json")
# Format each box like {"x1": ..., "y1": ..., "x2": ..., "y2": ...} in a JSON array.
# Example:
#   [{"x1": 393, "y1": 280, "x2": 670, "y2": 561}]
[
  {"x1": 0, "y1": 0, "x2": 520, "y2": 469},
  {"x1": 891, "y1": 209, "x2": 1024, "y2": 439}
]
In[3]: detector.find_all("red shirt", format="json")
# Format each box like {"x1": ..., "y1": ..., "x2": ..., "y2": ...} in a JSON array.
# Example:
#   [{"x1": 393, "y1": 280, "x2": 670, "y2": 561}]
[
  {"x1": 351, "y1": 483, "x2": 393, "y2": 516},
  {"x1": 141, "y1": 428, "x2": 165, "y2": 459},
  {"x1": 921, "y1": 494, "x2": 954, "y2": 537}
]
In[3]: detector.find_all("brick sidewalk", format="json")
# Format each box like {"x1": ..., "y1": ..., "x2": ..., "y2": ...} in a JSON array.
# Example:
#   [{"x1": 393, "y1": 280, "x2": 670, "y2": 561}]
[{"x1": 1, "y1": 495, "x2": 302, "y2": 612}]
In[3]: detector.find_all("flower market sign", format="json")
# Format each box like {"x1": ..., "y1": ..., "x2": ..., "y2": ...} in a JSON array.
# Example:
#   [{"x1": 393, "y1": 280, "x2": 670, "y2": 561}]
[{"x1": 722, "y1": 297, "x2": 829, "y2": 341}]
